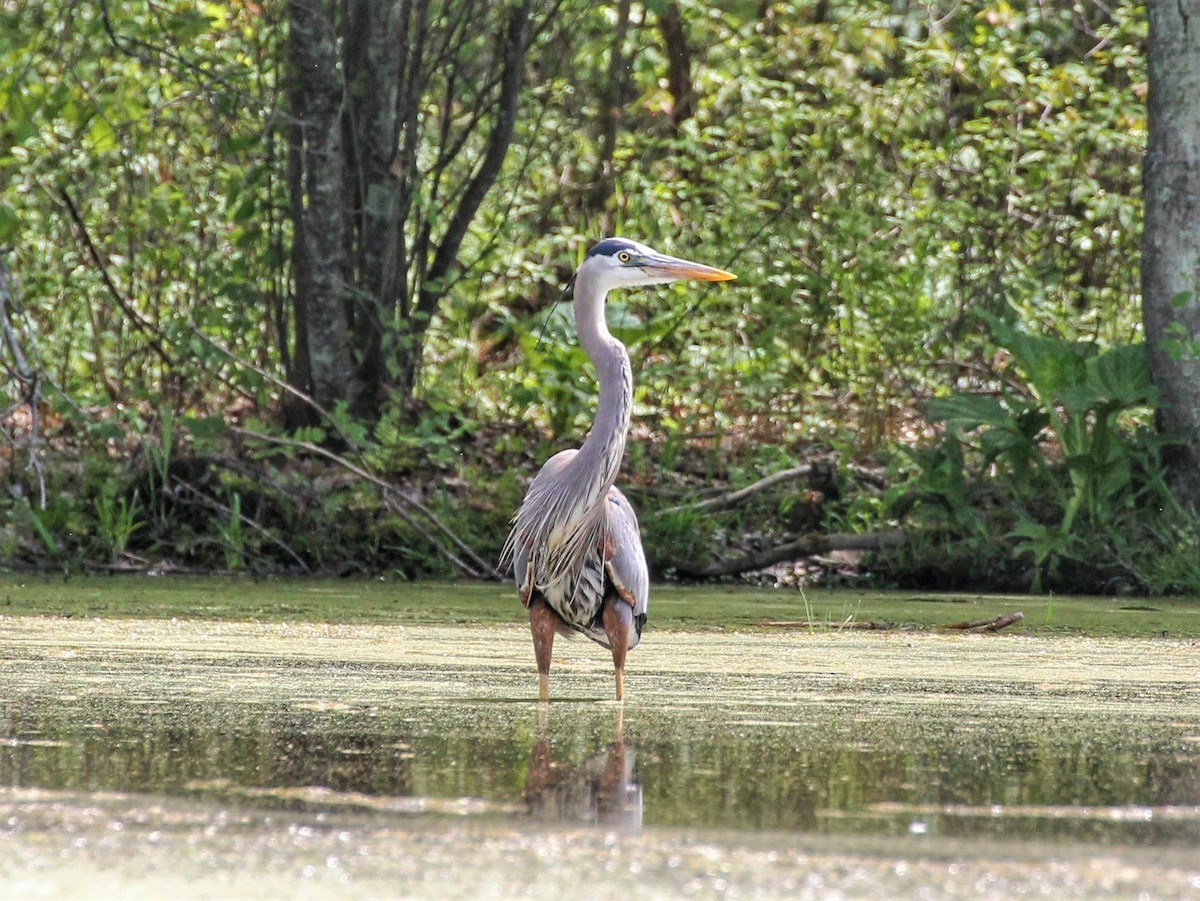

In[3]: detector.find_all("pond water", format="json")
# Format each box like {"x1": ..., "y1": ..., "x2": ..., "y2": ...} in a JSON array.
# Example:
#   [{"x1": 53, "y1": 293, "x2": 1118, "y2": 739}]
[{"x1": 2, "y1": 616, "x2": 1199, "y2": 898}]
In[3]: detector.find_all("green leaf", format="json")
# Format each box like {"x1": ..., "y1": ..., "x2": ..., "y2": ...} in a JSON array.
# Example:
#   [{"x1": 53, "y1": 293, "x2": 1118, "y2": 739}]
[
  {"x1": 985, "y1": 316, "x2": 1091, "y2": 401},
  {"x1": 87, "y1": 116, "x2": 119, "y2": 153},
  {"x1": 1084, "y1": 342, "x2": 1155, "y2": 409},
  {"x1": 926, "y1": 394, "x2": 1012, "y2": 428}
]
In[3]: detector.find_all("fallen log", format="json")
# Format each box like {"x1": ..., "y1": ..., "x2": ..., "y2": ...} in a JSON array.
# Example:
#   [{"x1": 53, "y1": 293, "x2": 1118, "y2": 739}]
[{"x1": 675, "y1": 530, "x2": 908, "y2": 578}]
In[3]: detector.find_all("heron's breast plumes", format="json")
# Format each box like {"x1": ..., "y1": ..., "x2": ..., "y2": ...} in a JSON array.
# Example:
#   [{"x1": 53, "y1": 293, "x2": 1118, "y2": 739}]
[{"x1": 501, "y1": 444, "x2": 622, "y2": 630}]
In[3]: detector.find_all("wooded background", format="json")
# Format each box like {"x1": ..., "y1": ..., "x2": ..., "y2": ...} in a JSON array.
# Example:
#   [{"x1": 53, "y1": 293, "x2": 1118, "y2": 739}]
[{"x1": 1, "y1": 0, "x2": 1198, "y2": 595}]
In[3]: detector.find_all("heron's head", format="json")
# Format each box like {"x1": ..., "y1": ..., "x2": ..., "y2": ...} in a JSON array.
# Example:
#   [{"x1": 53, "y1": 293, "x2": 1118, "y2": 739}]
[{"x1": 579, "y1": 238, "x2": 736, "y2": 291}]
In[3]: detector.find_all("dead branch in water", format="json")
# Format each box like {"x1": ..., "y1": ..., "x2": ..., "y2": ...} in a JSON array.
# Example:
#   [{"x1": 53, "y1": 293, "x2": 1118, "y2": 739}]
[
  {"x1": 942, "y1": 612, "x2": 1025, "y2": 632},
  {"x1": 676, "y1": 530, "x2": 908, "y2": 578},
  {"x1": 759, "y1": 618, "x2": 898, "y2": 631},
  {"x1": 758, "y1": 610, "x2": 1025, "y2": 633}
]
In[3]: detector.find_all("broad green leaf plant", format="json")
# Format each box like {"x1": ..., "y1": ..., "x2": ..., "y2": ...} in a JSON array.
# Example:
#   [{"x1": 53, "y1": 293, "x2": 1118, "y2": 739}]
[{"x1": 914, "y1": 314, "x2": 1166, "y2": 590}]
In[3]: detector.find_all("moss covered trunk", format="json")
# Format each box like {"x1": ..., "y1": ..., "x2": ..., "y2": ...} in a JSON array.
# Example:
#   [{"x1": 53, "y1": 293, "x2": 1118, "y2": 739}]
[{"x1": 1143, "y1": 0, "x2": 1200, "y2": 505}]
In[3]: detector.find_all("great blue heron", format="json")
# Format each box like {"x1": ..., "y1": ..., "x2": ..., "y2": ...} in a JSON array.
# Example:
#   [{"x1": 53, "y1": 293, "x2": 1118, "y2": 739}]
[{"x1": 503, "y1": 238, "x2": 736, "y2": 702}]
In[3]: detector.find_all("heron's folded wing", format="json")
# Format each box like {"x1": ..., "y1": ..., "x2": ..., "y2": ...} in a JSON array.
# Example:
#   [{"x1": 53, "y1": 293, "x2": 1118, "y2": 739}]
[{"x1": 606, "y1": 488, "x2": 649, "y2": 618}]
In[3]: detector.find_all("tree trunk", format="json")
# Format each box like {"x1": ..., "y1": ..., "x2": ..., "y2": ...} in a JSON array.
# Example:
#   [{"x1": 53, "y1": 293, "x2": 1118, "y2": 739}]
[
  {"x1": 284, "y1": 0, "x2": 540, "y2": 425},
  {"x1": 285, "y1": 0, "x2": 355, "y2": 420},
  {"x1": 588, "y1": 0, "x2": 632, "y2": 213},
  {"x1": 1143, "y1": 0, "x2": 1200, "y2": 505},
  {"x1": 657, "y1": 1, "x2": 694, "y2": 126},
  {"x1": 340, "y1": 0, "x2": 433, "y2": 420}
]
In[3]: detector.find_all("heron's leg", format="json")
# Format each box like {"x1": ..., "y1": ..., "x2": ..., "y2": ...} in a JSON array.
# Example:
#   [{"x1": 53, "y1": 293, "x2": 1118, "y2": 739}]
[
  {"x1": 603, "y1": 596, "x2": 634, "y2": 702},
  {"x1": 528, "y1": 594, "x2": 557, "y2": 702}
]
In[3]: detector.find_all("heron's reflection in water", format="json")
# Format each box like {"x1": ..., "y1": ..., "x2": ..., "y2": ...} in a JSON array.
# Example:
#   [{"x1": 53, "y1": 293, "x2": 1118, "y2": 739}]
[{"x1": 523, "y1": 707, "x2": 642, "y2": 829}]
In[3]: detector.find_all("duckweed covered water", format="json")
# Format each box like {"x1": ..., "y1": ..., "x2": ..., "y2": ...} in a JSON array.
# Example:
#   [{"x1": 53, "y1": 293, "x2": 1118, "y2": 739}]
[{"x1": 2, "y1": 612, "x2": 1199, "y2": 898}]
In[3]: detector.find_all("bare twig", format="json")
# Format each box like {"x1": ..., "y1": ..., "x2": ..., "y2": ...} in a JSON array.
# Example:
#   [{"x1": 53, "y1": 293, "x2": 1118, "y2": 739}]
[
  {"x1": 187, "y1": 325, "x2": 363, "y2": 449},
  {"x1": 190, "y1": 328, "x2": 500, "y2": 576},
  {"x1": 845, "y1": 462, "x2": 890, "y2": 491},
  {"x1": 676, "y1": 530, "x2": 908, "y2": 579},
  {"x1": 97, "y1": 0, "x2": 245, "y2": 97},
  {"x1": 416, "y1": 0, "x2": 533, "y2": 322}
]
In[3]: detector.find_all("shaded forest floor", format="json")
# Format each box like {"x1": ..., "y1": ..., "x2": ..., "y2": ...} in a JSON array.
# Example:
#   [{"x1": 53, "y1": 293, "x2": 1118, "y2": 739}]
[{"x1": 3, "y1": 410, "x2": 1199, "y2": 599}]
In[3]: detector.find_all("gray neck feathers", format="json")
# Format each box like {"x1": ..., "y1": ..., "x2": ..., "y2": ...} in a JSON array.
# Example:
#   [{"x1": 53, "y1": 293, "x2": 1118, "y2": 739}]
[{"x1": 572, "y1": 270, "x2": 632, "y2": 498}]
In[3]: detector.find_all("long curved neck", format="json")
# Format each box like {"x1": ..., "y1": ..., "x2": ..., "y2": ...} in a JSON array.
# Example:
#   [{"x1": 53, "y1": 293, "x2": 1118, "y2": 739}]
[{"x1": 572, "y1": 268, "x2": 632, "y2": 494}]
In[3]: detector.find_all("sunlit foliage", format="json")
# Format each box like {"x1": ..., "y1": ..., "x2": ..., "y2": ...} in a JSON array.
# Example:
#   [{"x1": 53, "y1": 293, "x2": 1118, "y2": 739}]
[{"x1": 0, "y1": 1, "x2": 1174, "y2": 590}]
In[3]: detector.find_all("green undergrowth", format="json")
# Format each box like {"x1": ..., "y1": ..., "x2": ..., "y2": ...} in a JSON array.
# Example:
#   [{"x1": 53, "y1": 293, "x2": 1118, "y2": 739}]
[{"x1": 0, "y1": 575, "x2": 1196, "y2": 639}]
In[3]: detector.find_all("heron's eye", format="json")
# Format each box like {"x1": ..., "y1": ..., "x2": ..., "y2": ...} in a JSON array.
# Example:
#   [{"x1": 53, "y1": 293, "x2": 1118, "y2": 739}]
[{"x1": 617, "y1": 251, "x2": 631, "y2": 264}]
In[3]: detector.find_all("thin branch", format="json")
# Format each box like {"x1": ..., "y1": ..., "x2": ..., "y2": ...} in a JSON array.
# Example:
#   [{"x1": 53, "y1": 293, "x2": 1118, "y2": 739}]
[
  {"x1": 759, "y1": 618, "x2": 899, "y2": 631},
  {"x1": 187, "y1": 325, "x2": 360, "y2": 450},
  {"x1": 60, "y1": 188, "x2": 174, "y2": 367},
  {"x1": 230, "y1": 425, "x2": 502, "y2": 579},
  {"x1": 418, "y1": 0, "x2": 532, "y2": 319},
  {"x1": 98, "y1": 0, "x2": 245, "y2": 98},
  {"x1": 655, "y1": 465, "x2": 816, "y2": 517},
  {"x1": 657, "y1": 1, "x2": 696, "y2": 126},
  {"x1": 587, "y1": 0, "x2": 632, "y2": 211}
]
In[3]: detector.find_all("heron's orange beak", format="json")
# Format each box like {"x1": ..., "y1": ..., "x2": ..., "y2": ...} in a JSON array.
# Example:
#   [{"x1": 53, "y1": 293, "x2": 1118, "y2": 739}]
[{"x1": 644, "y1": 255, "x2": 737, "y2": 282}]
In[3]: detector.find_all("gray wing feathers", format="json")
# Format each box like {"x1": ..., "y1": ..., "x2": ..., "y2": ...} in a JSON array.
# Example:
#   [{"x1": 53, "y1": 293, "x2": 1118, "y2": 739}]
[
  {"x1": 605, "y1": 488, "x2": 649, "y2": 618},
  {"x1": 513, "y1": 539, "x2": 529, "y2": 596}
]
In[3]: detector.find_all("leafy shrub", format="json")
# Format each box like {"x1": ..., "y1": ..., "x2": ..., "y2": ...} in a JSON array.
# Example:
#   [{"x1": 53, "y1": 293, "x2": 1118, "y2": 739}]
[{"x1": 897, "y1": 315, "x2": 1181, "y2": 592}]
